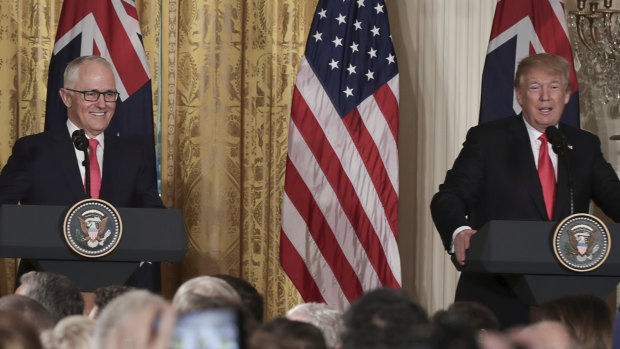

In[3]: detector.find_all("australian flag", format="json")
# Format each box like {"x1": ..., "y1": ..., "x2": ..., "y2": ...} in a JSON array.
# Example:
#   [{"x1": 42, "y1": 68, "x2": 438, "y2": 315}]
[
  {"x1": 479, "y1": 0, "x2": 579, "y2": 127},
  {"x1": 45, "y1": 0, "x2": 160, "y2": 292},
  {"x1": 45, "y1": 0, "x2": 155, "y2": 148}
]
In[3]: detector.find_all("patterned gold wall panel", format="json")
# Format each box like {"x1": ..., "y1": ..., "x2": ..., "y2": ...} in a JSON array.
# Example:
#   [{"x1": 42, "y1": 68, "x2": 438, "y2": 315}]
[
  {"x1": 0, "y1": 0, "x2": 62, "y2": 295},
  {"x1": 161, "y1": 0, "x2": 316, "y2": 317}
]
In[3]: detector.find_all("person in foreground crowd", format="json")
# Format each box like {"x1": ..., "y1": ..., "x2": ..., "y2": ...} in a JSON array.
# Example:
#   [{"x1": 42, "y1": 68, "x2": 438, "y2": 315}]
[
  {"x1": 214, "y1": 273, "x2": 264, "y2": 323},
  {"x1": 432, "y1": 301, "x2": 500, "y2": 334},
  {"x1": 431, "y1": 53, "x2": 620, "y2": 328},
  {"x1": 286, "y1": 302, "x2": 343, "y2": 349},
  {"x1": 340, "y1": 287, "x2": 429, "y2": 349},
  {"x1": 0, "y1": 294, "x2": 54, "y2": 333},
  {"x1": 509, "y1": 320, "x2": 576, "y2": 349},
  {"x1": 172, "y1": 275, "x2": 242, "y2": 313},
  {"x1": 249, "y1": 317, "x2": 327, "y2": 349},
  {"x1": 93, "y1": 290, "x2": 175, "y2": 349},
  {"x1": 15, "y1": 271, "x2": 84, "y2": 324},
  {"x1": 40, "y1": 315, "x2": 95, "y2": 349},
  {"x1": 0, "y1": 310, "x2": 44, "y2": 349},
  {"x1": 88, "y1": 285, "x2": 134, "y2": 319},
  {"x1": 539, "y1": 294, "x2": 613, "y2": 349}
]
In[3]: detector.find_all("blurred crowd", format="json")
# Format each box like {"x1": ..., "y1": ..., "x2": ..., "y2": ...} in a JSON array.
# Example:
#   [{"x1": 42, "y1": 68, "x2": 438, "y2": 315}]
[{"x1": 0, "y1": 270, "x2": 617, "y2": 349}]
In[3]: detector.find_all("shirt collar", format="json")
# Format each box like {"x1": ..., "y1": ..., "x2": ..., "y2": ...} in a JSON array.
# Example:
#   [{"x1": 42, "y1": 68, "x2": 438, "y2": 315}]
[
  {"x1": 66, "y1": 119, "x2": 105, "y2": 147},
  {"x1": 522, "y1": 115, "x2": 557, "y2": 144}
]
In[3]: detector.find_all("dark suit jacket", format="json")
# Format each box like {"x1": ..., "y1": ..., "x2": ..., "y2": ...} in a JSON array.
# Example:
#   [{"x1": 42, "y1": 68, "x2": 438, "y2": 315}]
[
  {"x1": 431, "y1": 115, "x2": 620, "y2": 251},
  {"x1": 0, "y1": 127, "x2": 164, "y2": 208}
]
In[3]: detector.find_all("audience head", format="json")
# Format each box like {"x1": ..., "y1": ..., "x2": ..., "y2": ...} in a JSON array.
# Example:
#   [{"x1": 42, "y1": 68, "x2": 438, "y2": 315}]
[
  {"x1": 0, "y1": 310, "x2": 43, "y2": 349},
  {"x1": 249, "y1": 317, "x2": 327, "y2": 349},
  {"x1": 0, "y1": 294, "x2": 54, "y2": 333},
  {"x1": 89, "y1": 285, "x2": 134, "y2": 319},
  {"x1": 41, "y1": 315, "x2": 95, "y2": 349},
  {"x1": 172, "y1": 275, "x2": 241, "y2": 313},
  {"x1": 213, "y1": 274, "x2": 264, "y2": 323},
  {"x1": 432, "y1": 301, "x2": 500, "y2": 333},
  {"x1": 340, "y1": 287, "x2": 429, "y2": 349},
  {"x1": 510, "y1": 320, "x2": 575, "y2": 349},
  {"x1": 539, "y1": 294, "x2": 613, "y2": 349},
  {"x1": 416, "y1": 321, "x2": 480, "y2": 349},
  {"x1": 15, "y1": 271, "x2": 84, "y2": 324},
  {"x1": 286, "y1": 302, "x2": 342, "y2": 349},
  {"x1": 93, "y1": 290, "x2": 168, "y2": 349}
]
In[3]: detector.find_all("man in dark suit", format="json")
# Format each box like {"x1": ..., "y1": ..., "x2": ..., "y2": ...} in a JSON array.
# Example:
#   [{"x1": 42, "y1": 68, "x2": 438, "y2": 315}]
[
  {"x1": 0, "y1": 55, "x2": 164, "y2": 288},
  {"x1": 430, "y1": 53, "x2": 620, "y2": 329}
]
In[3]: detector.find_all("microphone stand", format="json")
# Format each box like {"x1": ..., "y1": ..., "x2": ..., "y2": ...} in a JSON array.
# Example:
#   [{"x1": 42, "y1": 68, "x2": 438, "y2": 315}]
[
  {"x1": 547, "y1": 127, "x2": 573, "y2": 215},
  {"x1": 72, "y1": 129, "x2": 92, "y2": 199}
]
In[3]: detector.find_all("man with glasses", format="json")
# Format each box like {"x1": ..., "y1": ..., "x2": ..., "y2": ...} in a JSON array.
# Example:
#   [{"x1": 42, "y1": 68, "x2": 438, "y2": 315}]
[{"x1": 0, "y1": 56, "x2": 164, "y2": 287}]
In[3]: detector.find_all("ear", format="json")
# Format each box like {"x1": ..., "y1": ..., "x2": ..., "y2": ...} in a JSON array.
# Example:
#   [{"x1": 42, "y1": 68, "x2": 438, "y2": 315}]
[
  {"x1": 564, "y1": 90, "x2": 571, "y2": 105},
  {"x1": 59, "y1": 88, "x2": 72, "y2": 108}
]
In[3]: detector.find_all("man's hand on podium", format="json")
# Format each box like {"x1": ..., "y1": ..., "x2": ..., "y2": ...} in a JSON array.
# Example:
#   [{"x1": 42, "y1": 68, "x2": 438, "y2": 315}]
[{"x1": 454, "y1": 229, "x2": 478, "y2": 266}]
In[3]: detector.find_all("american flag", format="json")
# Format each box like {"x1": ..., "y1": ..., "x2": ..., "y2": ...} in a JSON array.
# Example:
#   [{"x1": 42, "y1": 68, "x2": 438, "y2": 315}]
[
  {"x1": 45, "y1": 0, "x2": 155, "y2": 145},
  {"x1": 479, "y1": 0, "x2": 579, "y2": 126},
  {"x1": 280, "y1": 0, "x2": 401, "y2": 310}
]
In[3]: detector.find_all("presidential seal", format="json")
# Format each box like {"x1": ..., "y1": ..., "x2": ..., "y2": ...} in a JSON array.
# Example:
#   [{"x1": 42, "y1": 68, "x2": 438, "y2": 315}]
[
  {"x1": 552, "y1": 213, "x2": 611, "y2": 272},
  {"x1": 63, "y1": 199, "x2": 122, "y2": 258}
]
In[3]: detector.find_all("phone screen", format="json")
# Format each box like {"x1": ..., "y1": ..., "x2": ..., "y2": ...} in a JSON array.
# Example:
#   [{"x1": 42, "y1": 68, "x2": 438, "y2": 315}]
[{"x1": 169, "y1": 308, "x2": 243, "y2": 349}]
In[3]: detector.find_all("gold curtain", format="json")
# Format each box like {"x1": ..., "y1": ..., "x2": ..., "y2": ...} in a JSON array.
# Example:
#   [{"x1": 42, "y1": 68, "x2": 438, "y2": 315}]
[{"x1": 0, "y1": 0, "x2": 316, "y2": 318}]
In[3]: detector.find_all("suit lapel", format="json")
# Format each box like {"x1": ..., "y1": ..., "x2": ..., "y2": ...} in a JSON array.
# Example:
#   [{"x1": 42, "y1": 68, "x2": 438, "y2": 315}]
[
  {"x1": 100, "y1": 133, "x2": 119, "y2": 199},
  {"x1": 509, "y1": 116, "x2": 549, "y2": 220},
  {"x1": 52, "y1": 128, "x2": 87, "y2": 201}
]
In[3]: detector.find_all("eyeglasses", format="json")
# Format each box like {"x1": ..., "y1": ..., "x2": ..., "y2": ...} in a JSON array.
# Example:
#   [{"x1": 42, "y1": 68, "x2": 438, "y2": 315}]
[{"x1": 65, "y1": 88, "x2": 119, "y2": 102}]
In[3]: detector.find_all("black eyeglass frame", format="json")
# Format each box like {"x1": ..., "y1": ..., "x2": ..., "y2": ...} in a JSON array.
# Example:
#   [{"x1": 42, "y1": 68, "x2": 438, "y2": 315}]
[{"x1": 65, "y1": 88, "x2": 119, "y2": 102}]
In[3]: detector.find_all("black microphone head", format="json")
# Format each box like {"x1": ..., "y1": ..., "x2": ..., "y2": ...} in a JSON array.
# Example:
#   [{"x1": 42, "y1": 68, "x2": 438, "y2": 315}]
[
  {"x1": 545, "y1": 126, "x2": 560, "y2": 142},
  {"x1": 72, "y1": 129, "x2": 88, "y2": 151},
  {"x1": 545, "y1": 126, "x2": 567, "y2": 156}
]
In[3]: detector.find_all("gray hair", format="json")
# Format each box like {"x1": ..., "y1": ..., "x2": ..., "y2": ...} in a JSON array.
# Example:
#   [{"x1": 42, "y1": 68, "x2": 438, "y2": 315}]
[
  {"x1": 40, "y1": 315, "x2": 94, "y2": 349},
  {"x1": 286, "y1": 302, "x2": 343, "y2": 349},
  {"x1": 63, "y1": 55, "x2": 114, "y2": 88},
  {"x1": 93, "y1": 290, "x2": 166, "y2": 349},
  {"x1": 172, "y1": 276, "x2": 241, "y2": 313},
  {"x1": 18, "y1": 271, "x2": 84, "y2": 324}
]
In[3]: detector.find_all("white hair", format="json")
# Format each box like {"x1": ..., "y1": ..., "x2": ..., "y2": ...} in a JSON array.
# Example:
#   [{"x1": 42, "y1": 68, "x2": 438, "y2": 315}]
[
  {"x1": 172, "y1": 276, "x2": 241, "y2": 313},
  {"x1": 286, "y1": 302, "x2": 343, "y2": 349}
]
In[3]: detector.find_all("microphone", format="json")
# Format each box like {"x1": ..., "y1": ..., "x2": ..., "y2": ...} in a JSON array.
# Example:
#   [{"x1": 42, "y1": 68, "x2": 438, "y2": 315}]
[
  {"x1": 72, "y1": 129, "x2": 88, "y2": 151},
  {"x1": 545, "y1": 125, "x2": 574, "y2": 215},
  {"x1": 545, "y1": 126, "x2": 568, "y2": 157},
  {"x1": 72, "y1": 129, "x2": 91, "y2": 198}
]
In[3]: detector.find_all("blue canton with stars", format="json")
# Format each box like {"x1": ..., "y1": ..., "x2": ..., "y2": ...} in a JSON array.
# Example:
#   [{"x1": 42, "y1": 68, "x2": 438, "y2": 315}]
[{"x1": 305, "y1": 0, "x2": 398, "y2": 118}]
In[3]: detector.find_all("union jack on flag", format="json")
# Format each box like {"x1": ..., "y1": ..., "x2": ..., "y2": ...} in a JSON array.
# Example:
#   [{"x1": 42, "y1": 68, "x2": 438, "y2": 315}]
[
  {"x1": 45, "y1": 0, "x2": 155, "y2": 143},
  {"x1": 479, "y1": 0, "x2": 579, "y2": 127},
  {"x1": 280, "y1": 0, "x2": 401, "y2": 310}
]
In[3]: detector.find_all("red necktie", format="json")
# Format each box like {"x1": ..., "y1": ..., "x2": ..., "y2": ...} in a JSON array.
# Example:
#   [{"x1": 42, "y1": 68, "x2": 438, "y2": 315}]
[
  {"x1": 87, "y1": 139, "x2": 102, "y2": 199},
  {"x1": 538, "y1": 134, "x2": 555, "y2": 220}
]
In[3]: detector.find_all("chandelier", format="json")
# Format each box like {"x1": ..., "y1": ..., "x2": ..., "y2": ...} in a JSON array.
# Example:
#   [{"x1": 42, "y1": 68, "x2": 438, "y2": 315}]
[{"x1": 567, "y1": 0, "x2": 620, "y2": 108}]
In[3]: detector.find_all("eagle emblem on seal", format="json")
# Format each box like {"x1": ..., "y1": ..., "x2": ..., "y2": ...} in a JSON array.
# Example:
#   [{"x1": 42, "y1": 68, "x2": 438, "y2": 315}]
[
  {"x1": 77, "y1": 214, "x2": 112, "y2": 248},
  {"x1": 567, "y1": 224, "x2": 598, "y2": 260}
]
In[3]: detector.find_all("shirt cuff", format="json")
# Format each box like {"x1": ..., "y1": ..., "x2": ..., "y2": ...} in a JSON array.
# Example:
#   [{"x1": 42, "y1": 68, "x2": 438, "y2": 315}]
[{"x1": 450, "y1": 226, "x2": 472, "y2": 253}]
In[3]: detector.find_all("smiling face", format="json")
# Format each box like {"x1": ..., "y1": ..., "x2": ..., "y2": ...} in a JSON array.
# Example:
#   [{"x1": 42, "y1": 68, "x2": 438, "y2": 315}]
[
  {"x1": 59, "y1": 59, "x2": 117, "y2": 138},
  {"x1": 515, "y1": 68, "x2": 571, "y2": 133}
]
